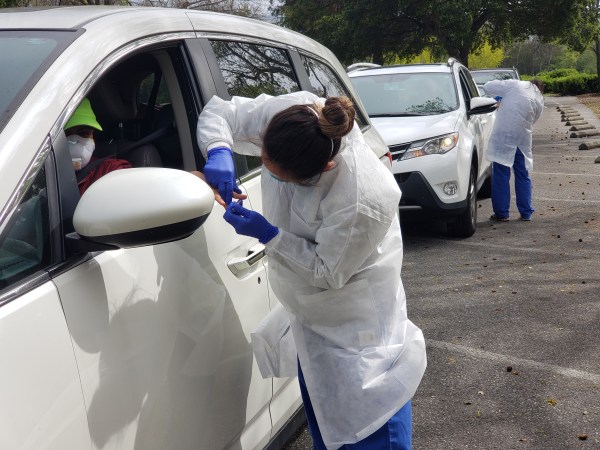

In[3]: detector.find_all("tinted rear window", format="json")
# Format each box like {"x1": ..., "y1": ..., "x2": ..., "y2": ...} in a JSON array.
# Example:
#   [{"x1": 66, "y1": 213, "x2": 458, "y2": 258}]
[{"x1": 0, "y1": 30, "x2": 80, "y2": 133}]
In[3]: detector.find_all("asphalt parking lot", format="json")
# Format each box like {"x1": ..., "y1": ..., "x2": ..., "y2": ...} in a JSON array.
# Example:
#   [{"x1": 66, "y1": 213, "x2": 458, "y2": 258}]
[{"x1": 284, "y1": 96, "x2": 600, "y2": 449}]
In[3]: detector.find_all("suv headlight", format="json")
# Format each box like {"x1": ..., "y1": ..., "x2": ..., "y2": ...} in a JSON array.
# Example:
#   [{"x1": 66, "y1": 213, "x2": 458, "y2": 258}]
[{"x1": 400, "y1": 132, "x2": 459, "y2": 160}]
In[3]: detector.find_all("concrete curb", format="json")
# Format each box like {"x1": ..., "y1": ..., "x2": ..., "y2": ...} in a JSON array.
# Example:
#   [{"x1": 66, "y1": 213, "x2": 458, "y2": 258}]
[
  {"x1": 570, "y1": 130, "x2": 600, "y2": 138},
  {"x1": 570, "y1": 124, "x2": 595, "y2": 131},
  {"x1": 578, "y1": 140, "x2": 600, "y2": 150}
]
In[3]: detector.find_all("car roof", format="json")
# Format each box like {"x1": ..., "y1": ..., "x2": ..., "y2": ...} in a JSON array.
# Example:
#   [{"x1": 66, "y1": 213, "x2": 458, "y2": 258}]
[
  {"x1": 0, "y1": 6, "x2": 344, "y2": 214},
  {"x1": 348, "y1": 63, "x2": 455, "y2": 77},
  {"x1": 0, "y1": 6, "x2": 330, "y2": 58}
]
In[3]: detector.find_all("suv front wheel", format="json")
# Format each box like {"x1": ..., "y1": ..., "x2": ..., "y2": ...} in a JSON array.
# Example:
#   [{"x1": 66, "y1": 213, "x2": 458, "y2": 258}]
[{"x1": 448, "y1": 165, "x2": 477, "y2": 237}]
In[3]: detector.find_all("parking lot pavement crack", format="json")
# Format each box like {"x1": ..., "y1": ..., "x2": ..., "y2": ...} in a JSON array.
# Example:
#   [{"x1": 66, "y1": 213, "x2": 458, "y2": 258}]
[{"x1": 428, "y1": 339, "x2": 600, "y2": 384}]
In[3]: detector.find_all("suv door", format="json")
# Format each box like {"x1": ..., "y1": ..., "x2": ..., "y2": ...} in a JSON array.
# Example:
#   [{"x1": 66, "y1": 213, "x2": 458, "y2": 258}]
[
  {"x1": 0, "y1": 149, "x2": 91, "y2": 449},
  {"x1": 458, "y1": 67, "x2": 490, "y2": 181},
  {"x1": 190, "y1": 37, "x2": 306, "y2": 440},
  {"x1": 52, "y1": 40, "x2": 273, "y2": 450}
]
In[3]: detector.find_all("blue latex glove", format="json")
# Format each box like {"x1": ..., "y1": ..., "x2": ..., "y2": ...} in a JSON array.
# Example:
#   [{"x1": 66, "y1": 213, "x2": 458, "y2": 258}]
[
  {"x1": 203, "y1": 146, "x2": 241, "y2": 205},
  {"x1": 223, "y1": 201, "x2": 279, "y2": 244},
  {"x1": 494, "y1": 96, "x2": 502, "y2": 102}
]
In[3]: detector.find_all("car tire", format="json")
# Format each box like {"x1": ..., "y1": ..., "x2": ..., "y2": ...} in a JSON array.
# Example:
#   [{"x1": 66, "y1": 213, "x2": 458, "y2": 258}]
[{"x1": 448, "y1": 166, "x2": 477, "y2": 237}]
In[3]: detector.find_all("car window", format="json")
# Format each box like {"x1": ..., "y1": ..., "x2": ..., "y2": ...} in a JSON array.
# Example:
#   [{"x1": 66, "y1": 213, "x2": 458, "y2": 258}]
[
  {"x1": 458, "y1": 71, "x2": 473, "y2": 106},
  {"x1": 209, "y1": 40, "x2": 302, "y2": 176},
  {"x1": 138, "y1": 72, "x2": 171, "y2": 107},
  {"x1": 299, "y1": 54, "x2": 367, "y2": 128},
  {"x1": 87, "y1": 52, "x2": 189, "y2": 174},
  {"x1": 471, "y1": 71, "x2": 517, "y2": 85},
  {"x1": 351, "y1": 72, "x2": 458, "y2": 116},
  {"x1": 209, "y1": 40, "x2": 300, "y2": 98},
  {"x1": 0, "y1": 164, "x2": 50, "y2": 290},
  {"x1": 0, "y1": 30, "x2": 79, "y2": 133},
  {"x1": 461, "y1": 69, "x2": 480, "y2": 99}
]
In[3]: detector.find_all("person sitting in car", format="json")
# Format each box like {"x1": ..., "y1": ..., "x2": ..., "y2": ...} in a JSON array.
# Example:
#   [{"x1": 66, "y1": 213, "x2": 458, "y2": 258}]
[{"x1": 65, "y1": 98, "x2": 132, "y2": 195}]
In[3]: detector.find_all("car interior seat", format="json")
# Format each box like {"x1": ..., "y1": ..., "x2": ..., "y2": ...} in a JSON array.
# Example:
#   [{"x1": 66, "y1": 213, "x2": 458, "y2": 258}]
[
  {"x1": 152, "y1": 103, "x2": 183, "y2": 169},
  {"x1": 88, "y1": 55, "x2": 164, "y2": 168}
]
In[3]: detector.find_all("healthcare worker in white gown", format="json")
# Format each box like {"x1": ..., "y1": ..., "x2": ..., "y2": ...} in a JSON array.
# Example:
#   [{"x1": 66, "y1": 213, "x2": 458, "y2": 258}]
[
  {"x1": 197, "y1": 91, "x2": 427, "y2": 450},
  {"x1": 482, "y1": 79, "x2": 544, "y2": 221}
]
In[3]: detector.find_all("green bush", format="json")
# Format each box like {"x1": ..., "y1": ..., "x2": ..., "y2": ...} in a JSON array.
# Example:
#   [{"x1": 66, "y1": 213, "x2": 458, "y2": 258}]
[
  {"x1": 523, "y1": 70, "x2": 598, "y2": 95},
  {"x1": 536, "y1": 68, "x2": 580, "y2": 79}
]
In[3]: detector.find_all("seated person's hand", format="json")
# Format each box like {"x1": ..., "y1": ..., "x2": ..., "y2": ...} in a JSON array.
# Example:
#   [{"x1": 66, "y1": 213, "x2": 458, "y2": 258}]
[{"x1": 191, "y1": 171, "x2": 247, "y2": 208}]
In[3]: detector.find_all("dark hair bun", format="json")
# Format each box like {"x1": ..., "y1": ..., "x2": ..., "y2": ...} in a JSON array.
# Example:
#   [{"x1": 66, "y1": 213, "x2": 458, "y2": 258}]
[{"x1": 317, "y1": 96, "x2": 355, "y2": 139}]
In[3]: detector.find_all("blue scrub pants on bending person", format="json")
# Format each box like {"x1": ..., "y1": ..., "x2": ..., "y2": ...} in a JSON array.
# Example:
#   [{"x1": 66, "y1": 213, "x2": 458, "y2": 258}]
[
  {"x1": 298, "y1": 361, "x2": 412, "y2": 450},
  {"x1": 491, "y1": 147, "x2": 534, "y2": 220}
]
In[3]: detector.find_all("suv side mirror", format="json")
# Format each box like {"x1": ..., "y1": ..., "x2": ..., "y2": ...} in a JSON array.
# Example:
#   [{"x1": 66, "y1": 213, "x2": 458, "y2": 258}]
[
  {"x1": 468, "y1": 97, "x2": 498, "y2": 117},
  {"x1": 67, "y1": 168, "x2": 214, "y2": 252}
]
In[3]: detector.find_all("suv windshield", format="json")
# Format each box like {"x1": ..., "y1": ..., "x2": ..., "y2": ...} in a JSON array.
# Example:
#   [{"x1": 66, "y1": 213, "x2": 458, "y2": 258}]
[
  {"x1": 471, "y1": 71, "x2": 518, "y2": 85},
  {"x1": 0, "y1": 31, "x2": 78, "y2": 133},
  {"x1": 351, "y1": 72, "x2": 458, "y2": 117}
]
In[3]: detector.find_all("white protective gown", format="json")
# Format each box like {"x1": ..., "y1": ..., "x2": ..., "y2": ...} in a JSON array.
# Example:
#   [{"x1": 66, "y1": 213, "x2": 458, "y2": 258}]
[
  {"x1": 197, "y1": 91, "x2": 427, "y2": 450},
  {"x1": 483, "y1": 80, "x2": 545, "y2": 171}
]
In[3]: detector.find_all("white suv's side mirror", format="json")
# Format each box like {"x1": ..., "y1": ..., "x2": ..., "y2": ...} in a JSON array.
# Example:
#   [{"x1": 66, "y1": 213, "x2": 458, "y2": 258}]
[
  {"x1": 469, "y1": 96, "x2": 498, "y2": 116},
  {"x1": 68, "y1": 168, "x2": 214, "y2": 251}
]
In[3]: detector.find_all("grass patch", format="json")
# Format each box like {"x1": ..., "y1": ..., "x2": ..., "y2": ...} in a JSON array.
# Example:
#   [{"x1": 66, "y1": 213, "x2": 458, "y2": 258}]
[{"x1": 577, "y1": 93, "x2": 600, "y2": 117}]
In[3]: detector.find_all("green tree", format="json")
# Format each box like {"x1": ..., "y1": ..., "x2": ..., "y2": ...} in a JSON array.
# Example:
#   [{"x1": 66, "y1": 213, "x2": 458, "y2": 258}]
[
  {"x1": 559, "y1": 0, "x2": 600, "y2": 88},
  {"x1": 274, "y1": 0, "x2": 589, "y2": 67},
  {"x1": 469, "y1": 42, "x2": 504, "y2": 69}
]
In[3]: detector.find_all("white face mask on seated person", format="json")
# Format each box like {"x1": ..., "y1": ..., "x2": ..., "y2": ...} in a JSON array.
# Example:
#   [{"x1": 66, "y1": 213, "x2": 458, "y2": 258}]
[{"x1": 67, "y1": 134, "x2": 95, "y2": 170}]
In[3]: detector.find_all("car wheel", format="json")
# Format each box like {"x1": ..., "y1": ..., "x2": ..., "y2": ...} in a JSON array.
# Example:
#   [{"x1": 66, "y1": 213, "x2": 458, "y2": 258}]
[{"x1": 448, "y1": 166, "x2": 477, "y2": 237}]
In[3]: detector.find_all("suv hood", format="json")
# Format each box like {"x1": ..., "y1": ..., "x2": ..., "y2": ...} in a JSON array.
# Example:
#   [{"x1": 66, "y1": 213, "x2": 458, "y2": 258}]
[{"x1": 371, "y1": 111, "x2": 460, "y2": 146}]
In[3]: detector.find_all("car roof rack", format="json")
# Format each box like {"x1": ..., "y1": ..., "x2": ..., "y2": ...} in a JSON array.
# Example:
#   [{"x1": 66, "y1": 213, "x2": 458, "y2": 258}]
[{"x1": 346, "y1": 62, "x2": 381, "y2": 72}]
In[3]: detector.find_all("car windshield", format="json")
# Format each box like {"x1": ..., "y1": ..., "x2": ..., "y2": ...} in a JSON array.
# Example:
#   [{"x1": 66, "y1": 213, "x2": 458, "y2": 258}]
[
  {"x1": 471, "y1": 71, "x2": 517, "y2": 85},
  {"x1": 0, "y1": 31, "x2": 77, "y2": 133},
  {"x1": 350, "y1": 72, "x2": 458, "y2": 117}
]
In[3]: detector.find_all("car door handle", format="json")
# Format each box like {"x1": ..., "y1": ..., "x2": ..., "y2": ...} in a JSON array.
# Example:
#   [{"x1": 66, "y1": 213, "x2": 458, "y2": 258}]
[{"x1": 227, "y1": 243, "x2": 266, "y2": 275}]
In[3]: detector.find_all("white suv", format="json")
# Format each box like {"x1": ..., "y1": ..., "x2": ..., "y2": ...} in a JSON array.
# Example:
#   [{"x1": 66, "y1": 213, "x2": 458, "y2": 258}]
[
  {"x1": 470, "y1": 67, "x2": 521, "y2": 93},
  {"x1": 0, "y1": 7, "x2": 388, "y2": 450},
  {"x1": 349, "y1": 59, "x2": 497, "y2": 237}
]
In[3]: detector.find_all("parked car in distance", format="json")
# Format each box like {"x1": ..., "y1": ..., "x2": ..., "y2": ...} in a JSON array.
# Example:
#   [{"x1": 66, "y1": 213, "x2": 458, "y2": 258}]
[
  {"x1": 349, "y1": 59, "x2": 498, "y2": 237},
  {"x1": 347, "y1": 62, "x2": 381, "y2": 72},
  {"x1": 470, "y1": 67, "x2": 521, "y2": 94},
  {"x1": 0, "y1": 6, "x2": 389, "y2": 450}
]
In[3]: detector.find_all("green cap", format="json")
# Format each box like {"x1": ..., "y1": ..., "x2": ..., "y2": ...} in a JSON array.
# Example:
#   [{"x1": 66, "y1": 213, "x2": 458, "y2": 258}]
[{"x1": 65, "y1": 98, "x2": 103, "y2": 132}]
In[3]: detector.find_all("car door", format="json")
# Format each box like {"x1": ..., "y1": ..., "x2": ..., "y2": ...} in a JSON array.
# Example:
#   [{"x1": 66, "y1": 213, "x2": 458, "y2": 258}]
[
  {"x1": 463, "y1": 69, "x2": 495, "y2": 159},
  {"x1": 191, "y1": 37, "x2": 307, "y2": 439},
  {"x1": 458, "y1": 67, "x2": 491, "y2": 181},
  {"x1": 0, "y1": 148, "x2": 91, "y2": 450},
  {"x1": 52, "y1": 40, "x2": 273, "y2": 450}
]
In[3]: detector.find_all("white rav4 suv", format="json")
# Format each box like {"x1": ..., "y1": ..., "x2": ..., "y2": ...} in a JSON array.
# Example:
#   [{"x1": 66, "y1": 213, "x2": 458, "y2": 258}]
[
  {"x1": 349, "y1": 59, "x2": 498, "y2": 237},
  {"x1": 0, "y1": 6, "x2": 389, "y2": 450}
]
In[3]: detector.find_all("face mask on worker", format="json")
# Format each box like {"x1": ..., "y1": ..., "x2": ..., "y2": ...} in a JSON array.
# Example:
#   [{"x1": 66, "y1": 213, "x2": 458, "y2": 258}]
[{"x1": 68, "y1": 135, "x2": 95, "y2": 170}]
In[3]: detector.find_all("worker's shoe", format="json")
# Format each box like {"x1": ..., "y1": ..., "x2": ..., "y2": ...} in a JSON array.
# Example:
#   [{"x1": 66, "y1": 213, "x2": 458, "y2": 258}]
[{"x1": 490, "y1": 214, "x2": 509, "y2": 222}]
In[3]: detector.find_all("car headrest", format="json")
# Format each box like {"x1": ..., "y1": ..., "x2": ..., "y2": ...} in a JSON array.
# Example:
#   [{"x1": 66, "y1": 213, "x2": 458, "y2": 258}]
[
  {"x1": 89, "y1": 54, "x2": 160, "y2": 125},
  {"x1": 91, "y1": 77, "x2": 138, "y2": 124}
]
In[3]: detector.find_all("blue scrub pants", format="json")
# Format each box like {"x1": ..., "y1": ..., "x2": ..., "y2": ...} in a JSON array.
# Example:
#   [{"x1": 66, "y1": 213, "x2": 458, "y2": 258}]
[
  {"x1": 298, "y1": 361, "x2": 412, "y2": 450},
  {"x1": 491, "y1": 148, "x2": 534, "y2": 220}
]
